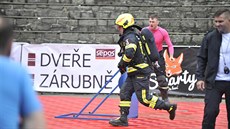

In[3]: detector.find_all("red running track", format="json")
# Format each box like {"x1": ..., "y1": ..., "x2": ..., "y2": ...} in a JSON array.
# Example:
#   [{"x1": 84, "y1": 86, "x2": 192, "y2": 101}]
[{"x1": 39, "y1": 95, "x2": 227, "y2": 129}]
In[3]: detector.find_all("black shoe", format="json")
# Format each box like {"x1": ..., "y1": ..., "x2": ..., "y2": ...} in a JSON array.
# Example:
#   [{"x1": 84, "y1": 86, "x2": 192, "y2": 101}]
[
  {"x1": 109, "y1": 117, "x2": 128, "y2": 126},
  {"x1": 168, "y1": 104, "x2": 177, "y2": 120}
]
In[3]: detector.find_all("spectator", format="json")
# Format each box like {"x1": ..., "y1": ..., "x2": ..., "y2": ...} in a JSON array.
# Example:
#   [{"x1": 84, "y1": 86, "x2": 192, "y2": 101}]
[
  {"x1": 196, "y1": 9, "x2": 230, "y2": 129},
  {"x1": 0, "y1": 15, "x2": 46, "y2": 129}
]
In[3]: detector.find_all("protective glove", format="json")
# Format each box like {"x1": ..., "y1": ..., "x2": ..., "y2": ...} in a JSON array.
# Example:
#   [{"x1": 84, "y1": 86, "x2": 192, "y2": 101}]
[
  {"x1": 119, "y1": 67, "x2": 126, "y2": 74},
  {"x1": 118, "y1": 61, "x2": 126, "y2": 74},
  {"x1": 118, "y1": 52, "x2": 123, "y2": 57}
]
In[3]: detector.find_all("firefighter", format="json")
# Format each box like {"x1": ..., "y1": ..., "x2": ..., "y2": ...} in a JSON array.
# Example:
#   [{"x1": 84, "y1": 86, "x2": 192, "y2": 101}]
[{"x1": 109, "y1": 13, "x2": 177, "y2": 127}]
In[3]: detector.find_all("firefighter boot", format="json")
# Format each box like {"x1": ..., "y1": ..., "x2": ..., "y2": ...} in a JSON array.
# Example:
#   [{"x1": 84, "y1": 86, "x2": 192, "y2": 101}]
[
  {"x1": 155, "y1": 99, "x2": 177, "y2": 120},
  {"x1": 109, "y1": 115, "x2": 128, "y2": 126},
  {"x1": 109, "y1": 108, "x2": 128, "y2": 126},
  {"x1": 167, "y1": 103, "x2": 177, "y2": 120}
]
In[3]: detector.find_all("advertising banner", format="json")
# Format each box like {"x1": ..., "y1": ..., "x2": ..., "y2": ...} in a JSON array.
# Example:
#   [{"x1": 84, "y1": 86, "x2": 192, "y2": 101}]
[
  {"x1": 149, "y1": 46, "x2": 203, "y2": 96},
  {"x1": 10, "y1": 42, "x2": 28, "y2": 62},
  {"x1": 11, "y1": 43, "x2": 204, "y2": 96},
  {"x1": 20, "y1": 44, "x2": 121, "y2": 93}
]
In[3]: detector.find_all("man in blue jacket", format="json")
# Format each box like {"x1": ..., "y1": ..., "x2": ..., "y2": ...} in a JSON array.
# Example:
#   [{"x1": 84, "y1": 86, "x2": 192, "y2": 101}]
[
  {"x1": 196, "y1": 9, "x2": 230, "y2": 129},
  {"x1": 0, "y1": 15, "x2": 46, "y2": 129}
]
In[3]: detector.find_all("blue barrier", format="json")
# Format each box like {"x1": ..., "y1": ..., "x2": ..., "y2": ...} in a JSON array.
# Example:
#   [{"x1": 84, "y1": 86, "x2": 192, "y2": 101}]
[{"x1": 55, "y1": 70, "x2": 138, "y2": 120}]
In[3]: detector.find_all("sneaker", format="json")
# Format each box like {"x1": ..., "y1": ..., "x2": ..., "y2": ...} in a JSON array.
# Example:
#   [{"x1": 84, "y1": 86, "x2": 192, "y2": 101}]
[
  {"x1": 109, "y1": 117, "x2": 128, "y2": 126},
  {"x1": 168, "y1": 104, "x2": 177, "y2": 120}
]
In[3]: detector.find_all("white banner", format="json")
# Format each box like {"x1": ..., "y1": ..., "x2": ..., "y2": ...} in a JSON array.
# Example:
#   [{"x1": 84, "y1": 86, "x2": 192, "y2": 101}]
[
  {"x1": 10, "y1": 42, "x2": 28, "y2": 62},
  {"x1": 13, "y1": 43, "x2": 122, "y2": 93},
  {"x1": 10, "y1": 43, "x2": 202, "y2": 96}
]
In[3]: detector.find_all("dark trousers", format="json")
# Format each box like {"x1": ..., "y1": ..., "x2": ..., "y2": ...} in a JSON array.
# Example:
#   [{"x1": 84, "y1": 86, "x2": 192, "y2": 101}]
[
  {"x1": 120, "y1": 73, "x2": 153, "y2": 110},
  {"x1": 155, "y1": 50, "x2": 166, "y2": 76},
  {"x1": 203, "y1": 81, "x2": 230, "y2": 129},
  {"x1": 153, "y1": 50, "x2": 168, "y2": 89}
]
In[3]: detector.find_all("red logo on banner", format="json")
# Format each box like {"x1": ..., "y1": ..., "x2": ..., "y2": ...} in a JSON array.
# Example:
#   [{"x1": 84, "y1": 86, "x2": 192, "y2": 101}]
[
  {"x1": 164, "y1": 50, "x2": 184, "y2": 77},
  {"x1": 95, "y1": 49, "x2": 115, "y2": 59},
  {"x1": 28, "y1": 53, "x2": 36, "y2": 66}
]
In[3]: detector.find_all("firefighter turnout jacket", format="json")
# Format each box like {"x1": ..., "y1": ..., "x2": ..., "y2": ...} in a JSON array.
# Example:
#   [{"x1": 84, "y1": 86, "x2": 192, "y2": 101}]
[{"x1": 118, "y1": 27, "x2": 152, "y2": 76}]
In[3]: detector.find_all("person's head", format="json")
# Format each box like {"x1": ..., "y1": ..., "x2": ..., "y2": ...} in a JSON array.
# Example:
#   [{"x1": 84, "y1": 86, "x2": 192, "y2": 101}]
[
  {"x1": 0, "y1": 16, "x2": 13, "y2": 56},
  {"x1": 115, "y1": 13, "x2": 135, "y2": 35},
  {"x1": 149, "y1": 14, "x2": 159, "y2": 30},
  {"x1": 213, "y1": 9, "x2": 230, "y2": 34}
]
